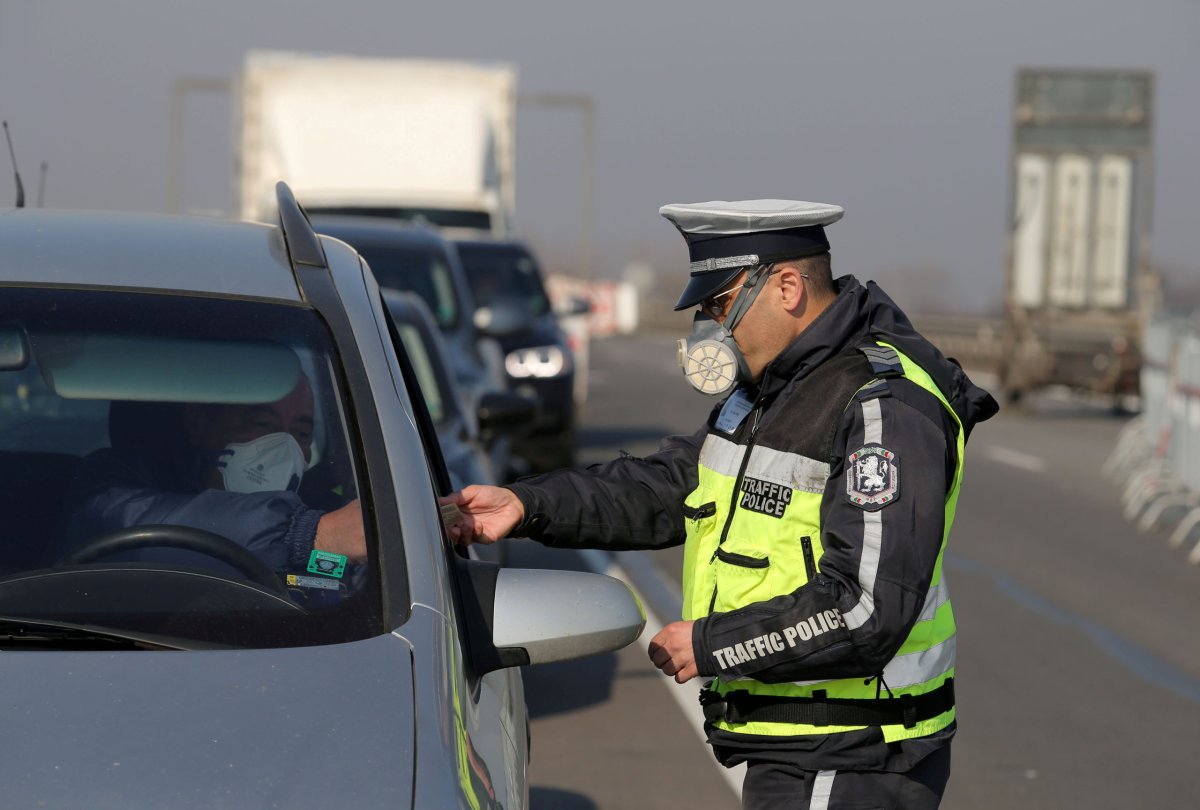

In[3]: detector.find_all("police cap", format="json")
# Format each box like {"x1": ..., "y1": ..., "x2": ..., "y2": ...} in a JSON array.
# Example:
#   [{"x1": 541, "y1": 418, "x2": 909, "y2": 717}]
[{"x1": 660, "y1": 199, "x2": 844, "y2": 311}]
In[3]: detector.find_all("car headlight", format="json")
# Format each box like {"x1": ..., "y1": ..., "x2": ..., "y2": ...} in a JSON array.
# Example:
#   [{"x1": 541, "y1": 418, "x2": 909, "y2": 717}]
[{"x1": 505, "y1": 345, "x2": 571, "y2": 379}]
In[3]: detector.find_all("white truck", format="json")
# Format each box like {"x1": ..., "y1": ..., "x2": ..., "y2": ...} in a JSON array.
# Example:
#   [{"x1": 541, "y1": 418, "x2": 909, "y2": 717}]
[
  {"x1": 998, "y1": 68, "x2": 1156, "y2": 407},
  {"x1": 236, "y1": 50, "x2": 517, "y2": 234}
]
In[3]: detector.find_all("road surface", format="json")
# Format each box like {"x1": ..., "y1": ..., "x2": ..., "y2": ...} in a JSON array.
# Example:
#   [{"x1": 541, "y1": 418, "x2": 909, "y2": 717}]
[{"x1": 517, "y1": 331, "x2": 1200, "y2": 809}]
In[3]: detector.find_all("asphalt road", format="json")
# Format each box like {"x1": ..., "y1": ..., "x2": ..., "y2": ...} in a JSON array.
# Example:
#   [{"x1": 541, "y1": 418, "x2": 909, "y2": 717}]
[{"x1": 518, "y1": 331, "x2": 1200, "y2": 809}]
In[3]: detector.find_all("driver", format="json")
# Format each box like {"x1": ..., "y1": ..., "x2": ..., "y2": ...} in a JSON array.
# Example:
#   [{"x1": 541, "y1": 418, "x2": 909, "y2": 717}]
[{"x1": 55, "y1": 375, "x2": 366, "y2": 576}]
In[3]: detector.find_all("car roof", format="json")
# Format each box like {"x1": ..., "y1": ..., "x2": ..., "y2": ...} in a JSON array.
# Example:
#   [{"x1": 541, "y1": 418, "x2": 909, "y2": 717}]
[
  {"x1": 309, "y1": 215, "x2": 452, "y2": 250},
  {"x1": 0, "y1": 208, "x2": 303, "y2": 301},
  {"x1": 449, "y1": 234, "x2": 533, "y2": 253}
]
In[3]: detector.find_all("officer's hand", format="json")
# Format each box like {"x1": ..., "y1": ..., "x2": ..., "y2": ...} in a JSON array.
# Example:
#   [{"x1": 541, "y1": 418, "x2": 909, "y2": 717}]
[
  {"x1": 648, "y1": 620, "x2": 698, "y2": 684},
  {"x1": 440, "y1": 485, "x2": 524, "y2": 547}
]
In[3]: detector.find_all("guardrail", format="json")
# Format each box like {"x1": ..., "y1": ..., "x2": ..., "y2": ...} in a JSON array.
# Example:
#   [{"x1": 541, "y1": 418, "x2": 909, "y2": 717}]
[{"x1": 1105, "y1": 313, "x2": 1200, "y2": 562}]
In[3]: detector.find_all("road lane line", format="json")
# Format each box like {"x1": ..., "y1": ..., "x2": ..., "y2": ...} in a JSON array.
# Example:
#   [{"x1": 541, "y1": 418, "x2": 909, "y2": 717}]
[
  {"x1": 982, "y1": 445, "x2": 1048, "y2": 473},
  {"x1": 947, "y1": 552, "x2": 1200, "y2": 703},
  {"x1": 577, "y1": 548, "x2": 745, "y2": 802}
]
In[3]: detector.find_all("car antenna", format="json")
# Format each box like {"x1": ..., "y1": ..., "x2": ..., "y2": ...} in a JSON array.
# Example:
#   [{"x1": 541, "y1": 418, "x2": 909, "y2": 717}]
[
  {"x1": 37, "y1": 161, "x2": 48, "y2": 207},
  {"x1": 2, "y1": 121, "x2": 26, "y2": 208}
]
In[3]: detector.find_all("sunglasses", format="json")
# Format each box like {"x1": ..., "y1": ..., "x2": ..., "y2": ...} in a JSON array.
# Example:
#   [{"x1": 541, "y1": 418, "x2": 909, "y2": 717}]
[
  {"x1": 699, "y1": 266, "x2": 784, "y2": 320},
  {"x1": 700, "y1": 281, "x2": 748, "y2": 320}
]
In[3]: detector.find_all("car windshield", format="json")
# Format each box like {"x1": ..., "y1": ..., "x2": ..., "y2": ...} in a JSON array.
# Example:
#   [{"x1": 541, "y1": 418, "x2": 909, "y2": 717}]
[
  {"x1": 349, "y1": 241, "x2": 461, "y2": 330},
  {"x1": 455, "y1": 243, "x2": 551, "y2": 318},
  {"x1": 0, "y1": 288, "x2": 383, "y2": 649}
]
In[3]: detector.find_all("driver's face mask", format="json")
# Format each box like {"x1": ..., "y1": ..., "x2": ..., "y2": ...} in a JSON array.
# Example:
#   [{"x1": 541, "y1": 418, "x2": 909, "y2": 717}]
[
  {"x1": 217, "y1": 432, "x2": 307, "y2": 494},
  {"x1": 677, "y1": 264, "x2": 774, "y2": 396}
]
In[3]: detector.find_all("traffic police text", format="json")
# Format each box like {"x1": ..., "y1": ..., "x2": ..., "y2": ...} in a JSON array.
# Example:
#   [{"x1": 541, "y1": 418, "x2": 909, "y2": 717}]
[
  {"x1": 711, "y1": 608, "x2": 845, "y2": 669},
  {"x1": 740, "y1": 476, "x2": 792, "y2": 518}
]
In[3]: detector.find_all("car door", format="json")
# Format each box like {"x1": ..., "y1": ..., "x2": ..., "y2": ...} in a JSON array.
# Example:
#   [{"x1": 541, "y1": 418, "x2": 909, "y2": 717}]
[{"x1": 362, "y1": 271, "x2": 528, "y2": 809}]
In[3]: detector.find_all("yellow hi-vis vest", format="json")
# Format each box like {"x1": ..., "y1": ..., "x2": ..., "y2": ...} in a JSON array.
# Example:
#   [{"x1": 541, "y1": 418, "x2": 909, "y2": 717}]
[{"x1": 681, "y1": 342, "x2": 963, "y2": 743}]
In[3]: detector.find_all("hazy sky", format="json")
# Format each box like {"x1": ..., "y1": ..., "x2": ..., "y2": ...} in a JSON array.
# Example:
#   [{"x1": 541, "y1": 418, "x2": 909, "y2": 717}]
[{"x1": 2, "y1": 0, "x2": 1196, "y2": 312}]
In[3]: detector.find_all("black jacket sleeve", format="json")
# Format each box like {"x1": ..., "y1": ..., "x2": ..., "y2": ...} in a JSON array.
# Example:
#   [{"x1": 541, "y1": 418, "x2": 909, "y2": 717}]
[
  {"x1": 692, "y1": 381, "x2": 955, "y2": 682},
  {"x1": 505, "y1": 425, "x2": 708, "y2": 551}
]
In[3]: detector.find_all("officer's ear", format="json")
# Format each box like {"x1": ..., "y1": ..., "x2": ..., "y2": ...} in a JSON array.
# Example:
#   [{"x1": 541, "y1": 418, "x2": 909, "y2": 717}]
[{"x1": 775, "y1": 264, "x2": 807, "y2": 313}]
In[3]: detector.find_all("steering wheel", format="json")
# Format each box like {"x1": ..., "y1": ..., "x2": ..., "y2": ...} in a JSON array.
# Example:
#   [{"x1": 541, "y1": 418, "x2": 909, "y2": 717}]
[{"x1": 61, "y1": 525, "x2": 287, "y2": 596}]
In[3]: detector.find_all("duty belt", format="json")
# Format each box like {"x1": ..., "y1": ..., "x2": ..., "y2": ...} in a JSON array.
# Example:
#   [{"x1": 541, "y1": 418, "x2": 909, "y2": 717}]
[{"x1": 699, "y1": 678, "x2": 954, "y2": 730}]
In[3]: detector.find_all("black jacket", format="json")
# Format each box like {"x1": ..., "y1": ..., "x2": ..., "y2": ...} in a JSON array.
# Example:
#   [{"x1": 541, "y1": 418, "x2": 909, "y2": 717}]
[{"x1": 507, "y1": 276, "x2": 997, "y2": 763}]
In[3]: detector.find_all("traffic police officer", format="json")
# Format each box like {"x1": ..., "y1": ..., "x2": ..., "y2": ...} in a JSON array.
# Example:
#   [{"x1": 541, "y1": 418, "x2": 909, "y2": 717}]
[{"x1": 446, "y1": 199, "x2": 998, "y2": 809}]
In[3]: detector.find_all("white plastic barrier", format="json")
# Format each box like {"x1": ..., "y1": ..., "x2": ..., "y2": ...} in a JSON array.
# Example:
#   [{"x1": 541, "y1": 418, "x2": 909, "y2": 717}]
[{"x1": 1112, "y1": 314, "x2": 1200, "y2": 560}]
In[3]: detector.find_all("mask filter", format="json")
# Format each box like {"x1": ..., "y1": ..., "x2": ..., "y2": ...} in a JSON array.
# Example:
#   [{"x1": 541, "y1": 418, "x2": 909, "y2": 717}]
[
  {"x1": 677, "y1": 313, "x2": 751, "y2": 396},
  {"x1": 218, "y1": 432, "x2": 307, "y2": 494},
  {"x1": 677, "y1": 263, "x2": 776, "y2": 396}
]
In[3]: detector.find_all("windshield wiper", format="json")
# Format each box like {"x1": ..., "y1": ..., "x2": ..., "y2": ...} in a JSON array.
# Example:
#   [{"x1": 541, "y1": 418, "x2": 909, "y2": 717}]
[{"x1": 0, "y1": 617, "x2": 193, "y2": 650}]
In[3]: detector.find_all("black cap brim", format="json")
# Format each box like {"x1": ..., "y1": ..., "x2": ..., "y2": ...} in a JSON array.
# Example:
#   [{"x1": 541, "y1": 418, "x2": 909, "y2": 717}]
[{"x1": 673, "y1": 265, "x2": 745, "y2": 311}]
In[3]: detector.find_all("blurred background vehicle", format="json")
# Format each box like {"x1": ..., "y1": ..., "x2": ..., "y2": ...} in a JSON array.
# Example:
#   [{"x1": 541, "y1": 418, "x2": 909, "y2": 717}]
[
  {"x1": 237, "y1": 51, "x2": 517, "y2": 236},
  {"x1": 382, "y1": 288, "x2": 534, "y2": 490},
  {"x1": 453, "y1": 236, "x2": 583, "y2": 473},
  {"x1": 995, "y1": 68, "x2": 1155, "y2": 409},
  {"x1": 312, "y1": 214, "x2": 529, "y2": 481}
]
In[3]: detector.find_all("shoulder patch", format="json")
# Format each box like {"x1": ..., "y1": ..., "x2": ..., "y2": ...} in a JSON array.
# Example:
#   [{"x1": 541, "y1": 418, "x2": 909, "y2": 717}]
[{"x1": 845, "y1": 443, "x2": 899, "y2": 510}]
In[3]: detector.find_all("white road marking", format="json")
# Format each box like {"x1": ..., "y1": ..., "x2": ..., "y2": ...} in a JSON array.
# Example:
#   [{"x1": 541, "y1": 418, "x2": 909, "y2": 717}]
[
  {"x1": 982, "y1": 445, "x2": 1047, "y2": 473},
  {"x1": 577, "y1": 548, "x2": 745, "y2": 802}
]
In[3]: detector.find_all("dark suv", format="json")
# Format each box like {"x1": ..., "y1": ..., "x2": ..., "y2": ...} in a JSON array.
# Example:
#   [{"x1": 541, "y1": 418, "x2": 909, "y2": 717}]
[
  {"x1": 311, "y1": 216, "x2": 522, "y2": 480},
  {"x1": 452, "y1": 237, "x2": 578, "y2": 472}
]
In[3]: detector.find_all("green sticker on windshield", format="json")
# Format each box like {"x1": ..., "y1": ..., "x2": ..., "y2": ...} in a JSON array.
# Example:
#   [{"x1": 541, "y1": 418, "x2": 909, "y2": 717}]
[{"x1": 307, "y1": 550, "x2": 347, "y2": 579}]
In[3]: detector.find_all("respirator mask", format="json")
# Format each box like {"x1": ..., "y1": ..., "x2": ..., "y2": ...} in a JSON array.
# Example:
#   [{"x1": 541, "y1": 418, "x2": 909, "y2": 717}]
[
  {"x1": 677, "y1": 263, "x2": 775, "y2": 396},
  {"x1": 217, "y1": 432, "x2": 307, "y2": 494}
]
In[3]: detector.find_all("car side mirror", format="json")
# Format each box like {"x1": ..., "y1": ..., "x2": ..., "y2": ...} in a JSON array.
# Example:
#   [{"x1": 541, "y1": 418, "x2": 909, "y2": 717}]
[
  {"x1": 473, "y1": 299, "x2": 527, "y2": 338},
  {"x1": 555, "y1": 296, "x2": 591, "y2": 317},
  {"x1": 455, "y1": 557, "x2": 646, "y2": 675}
]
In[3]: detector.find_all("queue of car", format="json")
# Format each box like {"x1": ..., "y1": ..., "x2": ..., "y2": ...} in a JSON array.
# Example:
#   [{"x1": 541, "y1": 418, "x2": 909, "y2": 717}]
[
  {"x1": 0, "y1": 185, "x2": 643, "y2": 808},
  {"x1": 309, "y1": 215, "x2": 582, "y2": 481}
]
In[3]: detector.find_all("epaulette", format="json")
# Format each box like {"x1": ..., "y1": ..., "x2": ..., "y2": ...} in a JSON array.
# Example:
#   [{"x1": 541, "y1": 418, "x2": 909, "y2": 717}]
[
  {"x1": 853, "y1": 377, "x2": 891, "y2": 401},
  {"x1": 857, "y1": 342, "x2": 905, "y2": 378}
]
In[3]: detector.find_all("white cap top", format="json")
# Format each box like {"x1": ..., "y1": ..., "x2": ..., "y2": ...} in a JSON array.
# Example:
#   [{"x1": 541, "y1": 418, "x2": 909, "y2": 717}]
[{"x1": 659, "y1": 199, "x2": 844, "y2": 235}]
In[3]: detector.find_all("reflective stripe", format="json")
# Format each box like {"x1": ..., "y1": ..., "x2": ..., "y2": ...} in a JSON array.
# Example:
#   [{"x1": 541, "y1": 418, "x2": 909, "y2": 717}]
[
  {"x1": 917, "y1": 576, "x2": 950, "y2": 624},
  {"x1": 698, "y1": 433, "x2": 745, "y2": 479},
  {"x1": 746, "y1": 444, "x2": 830, "y2": 493},
  {"x1": 882, "y1": 635, "x2": 956, "y2": 689},
  {"x1": 777, "y1": 633, "x2": 956, "y2": 690},
  {"x1": 810, "y1": 770, "x2": 836, "y2": 810},
  {"x1": 862, "y1": 397, "x2": 883, "y2": 443},
  {"x1": 843, "y1": 510, "x2": 881, "y2": 630},
  {"x1": 844, "y1": 397, "x2": 885, "y2": 630}
]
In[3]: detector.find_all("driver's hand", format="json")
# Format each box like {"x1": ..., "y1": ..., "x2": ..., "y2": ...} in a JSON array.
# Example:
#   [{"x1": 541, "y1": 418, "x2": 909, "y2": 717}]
[{"x1": 315, "y1": 499, "x2": 367, "y2": 562}]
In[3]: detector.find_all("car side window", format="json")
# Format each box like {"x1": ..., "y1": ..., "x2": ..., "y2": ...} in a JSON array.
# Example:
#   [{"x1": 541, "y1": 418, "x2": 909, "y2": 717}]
[{"x1": 374, "y1": 291, "x2": 454, "y2": 497}]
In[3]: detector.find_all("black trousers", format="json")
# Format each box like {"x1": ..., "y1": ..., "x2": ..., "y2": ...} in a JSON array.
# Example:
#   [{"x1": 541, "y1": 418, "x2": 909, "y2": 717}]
[{"x1": 740, "y1": 744, "x2": 951, "y2": 810}]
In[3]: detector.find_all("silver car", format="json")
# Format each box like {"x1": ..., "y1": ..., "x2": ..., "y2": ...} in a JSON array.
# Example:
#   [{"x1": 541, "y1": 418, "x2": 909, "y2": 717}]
[{"x1": 0, "y1": 184, "x2": 645, "y2": 808}]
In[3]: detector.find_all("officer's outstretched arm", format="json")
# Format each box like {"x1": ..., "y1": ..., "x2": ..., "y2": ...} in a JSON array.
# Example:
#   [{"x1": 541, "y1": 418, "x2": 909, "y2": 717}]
[
  {"x1": 691, "y1": 385, "x2": 952, "y2": 683},
  {"x1": 505, "y1": 426, "x2": 707, "y2": 551}
]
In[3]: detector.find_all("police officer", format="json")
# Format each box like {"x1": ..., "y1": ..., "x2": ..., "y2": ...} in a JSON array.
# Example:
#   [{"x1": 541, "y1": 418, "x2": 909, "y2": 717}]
[{"x1": 445, "y1": 199, "x2": 998, "y2": 809}]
